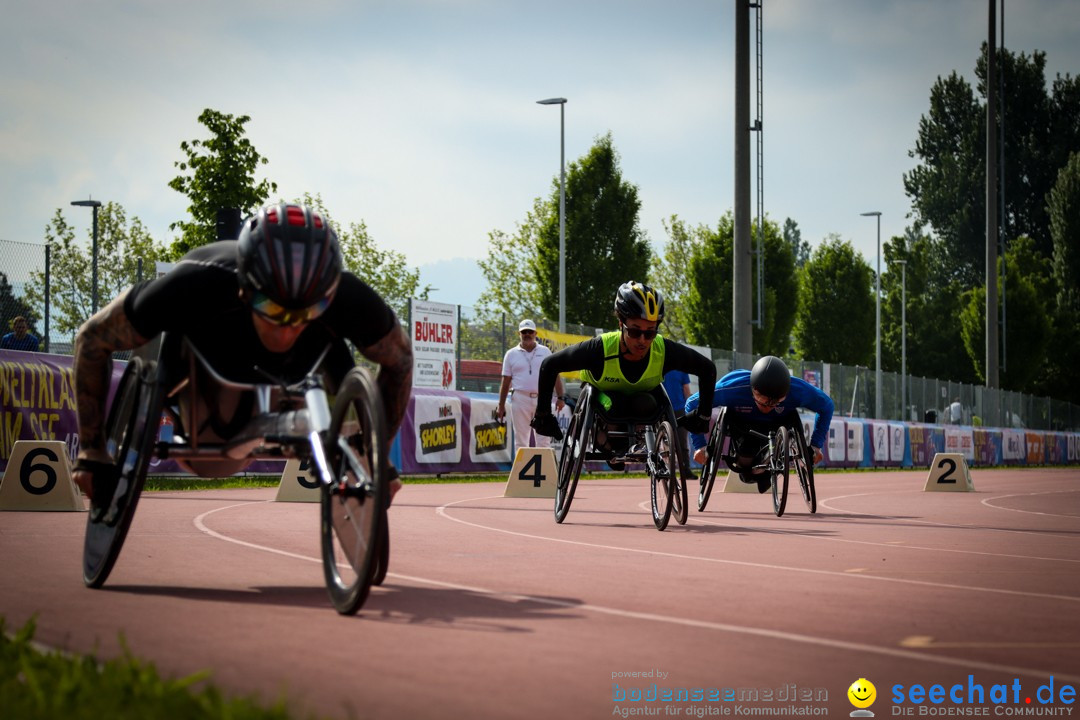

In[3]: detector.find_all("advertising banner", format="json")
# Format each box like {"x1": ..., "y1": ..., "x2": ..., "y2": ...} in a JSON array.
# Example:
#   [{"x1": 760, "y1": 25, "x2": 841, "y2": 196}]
[
  {"x1": 468, "y1": 396, "x2": 512, "y2": 464},
  {"x1": 943, "y1": 426, "x2": 975, "y2": 462},
  {"x1": 972, "y1": 428, "x2": 1002, "y2": 466},
  {"x1": 412, "y1": 393, "x2": 463, "y2": 465},
  {"x1": 1002, "y1": 429, "x2": 1026, "y2": 463},
  {"x1": 409, "y1": 299, "x2": 458, "y2": 390}
]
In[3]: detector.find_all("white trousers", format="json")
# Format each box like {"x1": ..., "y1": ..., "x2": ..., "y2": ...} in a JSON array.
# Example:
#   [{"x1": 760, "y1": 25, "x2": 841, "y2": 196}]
[{"x1": 510, "y1": 394, "x2": 551, "y2": 450}]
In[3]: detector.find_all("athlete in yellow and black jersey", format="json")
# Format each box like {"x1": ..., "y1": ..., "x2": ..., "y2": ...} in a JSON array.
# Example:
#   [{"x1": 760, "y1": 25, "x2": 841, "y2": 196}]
[{"x1": 530, "y1": 281, "x2": 715, "y2": 449}]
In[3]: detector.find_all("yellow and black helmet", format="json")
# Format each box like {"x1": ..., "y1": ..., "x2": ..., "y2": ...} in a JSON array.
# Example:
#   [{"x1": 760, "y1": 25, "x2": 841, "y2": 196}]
[{"x1": 614, "y1": 281, "x2": 665, "y2": 322}]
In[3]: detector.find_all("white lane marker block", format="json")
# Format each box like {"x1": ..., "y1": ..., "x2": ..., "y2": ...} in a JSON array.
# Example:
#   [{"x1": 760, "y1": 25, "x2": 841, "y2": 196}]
[
  {"x1": 924, "y1": 452, "x2": 975, "y2": 492},
  {"x1": 503, "y1": 448, "x2": 558, "y2": 498},
  {"x1": 0, "y1": 440, "x2": 85, "y2": 511},
  {"x1": 274, "y1": 458, "x2": 321, "y2": 502}
]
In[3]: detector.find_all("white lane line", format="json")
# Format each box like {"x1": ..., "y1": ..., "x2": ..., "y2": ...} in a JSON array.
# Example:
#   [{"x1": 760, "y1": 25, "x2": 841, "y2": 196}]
[
  {"x1": 819, "y1": 491, "x2": 1080, "y2": 540},
  {"x1": 437, "y1": 495, "x2": 1080, "y2": 604},
  {"x1": 632, "y1": 498, "x2": 1079, "y2": 564},
  {"x1": 980, "y1": 489, "x2": 1080, "y2": 518},
  {"x1": 192, "y1": 499, "x2": 1078, "y2": 684}
]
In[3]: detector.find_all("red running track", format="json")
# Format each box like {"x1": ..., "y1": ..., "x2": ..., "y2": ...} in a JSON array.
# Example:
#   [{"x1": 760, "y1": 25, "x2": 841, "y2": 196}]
[{"x1": 1, "y1": 467, "x2": 1078, "y2": 719}]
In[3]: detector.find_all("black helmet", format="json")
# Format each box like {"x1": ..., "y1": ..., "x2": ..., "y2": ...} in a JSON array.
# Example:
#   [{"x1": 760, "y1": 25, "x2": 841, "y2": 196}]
[
  {"x1": 237, "y1": 203, "x2": 342, "y2": 324},
  {"x1": 614, "y1": 281, "x2": 665, "y2": 322},
  {"x1": 750, "y1": 355, "x2": 790, "y2": 400}
]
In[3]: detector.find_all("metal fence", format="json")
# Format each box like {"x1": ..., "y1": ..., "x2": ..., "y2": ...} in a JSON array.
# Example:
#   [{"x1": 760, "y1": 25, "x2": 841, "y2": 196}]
[
  {"x1": 4, "y1": 236, "x2": 1076, "y2": 432},
  {"x1": 458, "y1": 305, "x2": 1079, "y2": 432}
]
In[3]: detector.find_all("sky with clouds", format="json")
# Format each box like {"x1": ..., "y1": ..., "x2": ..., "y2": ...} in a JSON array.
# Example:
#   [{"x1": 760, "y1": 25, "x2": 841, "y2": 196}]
[{"x1": 2, "y1": 0, "x2": 1078, "y2": 307}]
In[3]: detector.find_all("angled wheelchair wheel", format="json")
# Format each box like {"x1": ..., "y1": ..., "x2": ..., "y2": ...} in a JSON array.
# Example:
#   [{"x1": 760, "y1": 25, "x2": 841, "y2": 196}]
[
  {"x1": 83, "y1": 356, "x2": 163, "y2": 588},
  {"x1": 650, "y1": 420, "x2": 678, "y2": 530},
  {"x1": 555, "y1": 385, "x2": 593, "y2": 524},
  {"x1": 789, "y1": 423, "x2": 817, "y2": 514},
  {"x1": 697, "y1": 409, "x2": 725, "y2": 512},
  {"x1": 770, "y1": 426, "x2": 790, "y2": 517},
  {"x1": 370, "y1": 514, "x2": 390, "y2": 586},
  {"x1": 664, "y1": 422, "x2": 688, "y2": 526},
  {"x1": 321, "y1": 366, "x2": 388, "y2": 615}
]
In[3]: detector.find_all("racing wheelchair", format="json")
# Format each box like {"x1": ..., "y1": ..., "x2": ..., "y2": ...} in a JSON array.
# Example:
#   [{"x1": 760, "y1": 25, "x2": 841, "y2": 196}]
[
  {"x1": 696, "y1": 408, "x2": 816, "y2": 517},
  {"x1": 555, "y1": 384, "x2": 688, "y2": 531},
  {"x1": 83, "y1": 333, "x2": 390, "y2": 615}
]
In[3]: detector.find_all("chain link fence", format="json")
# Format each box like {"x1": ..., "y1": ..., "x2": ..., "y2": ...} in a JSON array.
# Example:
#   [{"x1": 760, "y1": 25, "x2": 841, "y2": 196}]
[{"x1": 4, "y1": 238, "x2": 1076, "y2": 431}]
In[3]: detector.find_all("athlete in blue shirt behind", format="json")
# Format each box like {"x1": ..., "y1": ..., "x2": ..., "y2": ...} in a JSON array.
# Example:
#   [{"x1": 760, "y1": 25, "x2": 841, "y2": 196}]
[{"x1": 685, "y1": 355, "x2": 833, "y2": 493}]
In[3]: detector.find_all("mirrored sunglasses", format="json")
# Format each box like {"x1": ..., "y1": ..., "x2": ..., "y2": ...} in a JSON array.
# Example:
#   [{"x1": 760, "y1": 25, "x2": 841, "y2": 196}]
[
  {"x1": 621, "y1": 323, "x2": 658, "y2": 340},
  {"x1": 251, "y1": 292, "x2": 331, "y2": 327}
]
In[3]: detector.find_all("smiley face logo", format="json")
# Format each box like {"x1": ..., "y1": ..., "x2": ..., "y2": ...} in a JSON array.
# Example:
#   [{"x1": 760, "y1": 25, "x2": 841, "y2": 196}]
[{"x1": 848, "y1": 678, "x2": 877, "y2": 709}]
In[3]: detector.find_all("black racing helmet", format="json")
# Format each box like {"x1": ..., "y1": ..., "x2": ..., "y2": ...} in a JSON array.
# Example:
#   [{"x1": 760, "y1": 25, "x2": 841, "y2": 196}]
[
  {"x1": 614, "y1": 281, "x2": 665, "y2": 322},
  {"x1": 237, "y1": 203, "x2": 342, "y2": 325},
  {"x1": 750, "y1": 355, "x2": 791, "y2": 400}
]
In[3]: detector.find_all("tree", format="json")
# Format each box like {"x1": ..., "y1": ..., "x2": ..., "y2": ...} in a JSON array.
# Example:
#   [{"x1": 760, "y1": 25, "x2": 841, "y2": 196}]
[
  {"x1": 0, "y1": 271, "x2": 38, "y2": 336},
  {"x1": 793, "y1": 236, "x2": 874, "y2": 365},
  {"x1": 1040, "y1": 151, "x2": 1080, "y2": 402},
  {"x1": 879, "y1": 227, "x2": 976, "y2": 384},
  {"x1": 168, "y1": 108, "x2": 277, "y2": 258},
  {"x1": 905, "y1": 45, "x2": 1080, "y2": 288},
  {"x1": 783, "y1": 218, "x2": 810, "y2": 269},
  {"x1": 649, "y1": 214, "x2": 700, "y2": 342},
  {"x1": 679, "y1": 213, "x2": 797, "y2": 357},
  {"x1": 475, "y1": 197, "x2": 548, "y2": 323},
  {"x1": 534, "y1": 133, "x2": 651, "y2": 329},
  {"x1": 296, "y1": 193, "x2": 429, "y2": 321},
  {"x1": 959, "y1": 236, "x2": 1052, "y2": 390},
  {"x1": 23, "y1": 204, "x2": 163, "y2": 341}
]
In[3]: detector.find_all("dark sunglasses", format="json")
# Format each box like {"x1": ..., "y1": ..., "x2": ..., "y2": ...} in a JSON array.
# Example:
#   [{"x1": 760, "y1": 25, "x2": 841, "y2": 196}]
[
  {"x1": 520, "y1": 330, "x2": 536, "y2": 336},
  {"x1": 621, "y1": 323, "x2": 658, "y2": 340},
  {"x1": 251, "y1": 292, "x2": 331, "y2": 328},
  {"x1": 752, "y1": 390, "x2": 786, "y2": 408}
]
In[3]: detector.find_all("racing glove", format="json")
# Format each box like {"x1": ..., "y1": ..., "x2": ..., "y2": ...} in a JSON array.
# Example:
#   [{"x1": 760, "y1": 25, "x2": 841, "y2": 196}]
[
  {"x1": 530, "y1": 411, "x2": 564, "y2": 441},
  {"x1": 677, "y1": 412, "x2": 711, "y2": 436}
]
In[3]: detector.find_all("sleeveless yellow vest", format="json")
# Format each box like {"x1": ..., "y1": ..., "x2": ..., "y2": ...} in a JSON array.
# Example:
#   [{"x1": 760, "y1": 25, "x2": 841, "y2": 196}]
[{"x1": 580, "y1": 331, "x2": 666, "y2": 393}]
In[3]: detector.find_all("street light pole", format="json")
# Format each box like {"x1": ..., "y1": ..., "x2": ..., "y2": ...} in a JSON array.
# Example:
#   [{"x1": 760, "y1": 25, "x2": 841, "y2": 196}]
[
  {"x1": 861, "y1": 211, "x2": 882, "y2": 419},
  {"x1": 71, "y1": 198, "x2": 103, "y2": 314},
  {"x1": 537, "y1": 97, "x2": 567, "y2": 333}
]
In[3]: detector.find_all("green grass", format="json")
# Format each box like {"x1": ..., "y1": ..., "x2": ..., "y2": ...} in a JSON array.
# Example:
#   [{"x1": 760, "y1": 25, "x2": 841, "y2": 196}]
[{"x1": 0, "y1": 617, "x2": 319, "y2": 720}]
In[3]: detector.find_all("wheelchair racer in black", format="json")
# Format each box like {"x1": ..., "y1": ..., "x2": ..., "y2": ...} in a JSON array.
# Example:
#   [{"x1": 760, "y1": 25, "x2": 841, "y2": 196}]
[
  {"x1": 529, "y1": 281, "x2": 715, "y2": 469},
  {"x1": 685, "y1": 355, "x2": 833, "y2": 492},
  {"x1": 72, "y1": 203, "x2": 413, "y2": 507}
]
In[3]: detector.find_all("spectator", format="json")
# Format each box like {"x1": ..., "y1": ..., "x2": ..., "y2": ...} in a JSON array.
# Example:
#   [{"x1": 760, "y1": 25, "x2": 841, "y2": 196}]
[
  {"x1": 497, "y1": 319, "x2": 564, "y2": 452},
  {"x1": 949, "y1": 397, "x2": 963, "y2": 425},
  {"x1": 1, "y1": 316, "x2": 40, "y2": 352}
]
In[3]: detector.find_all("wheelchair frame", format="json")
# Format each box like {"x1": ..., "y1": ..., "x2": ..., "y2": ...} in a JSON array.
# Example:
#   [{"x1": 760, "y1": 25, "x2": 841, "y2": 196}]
[
  {"x1": 696, "y1": 408, "x2": 817, "y2": 517},
  {"x1": 555, "y1": 384, "x2": 689, "y2": 530},
  {"x1": 82, "y1": 333, "x2": 390, "y2": 615}
]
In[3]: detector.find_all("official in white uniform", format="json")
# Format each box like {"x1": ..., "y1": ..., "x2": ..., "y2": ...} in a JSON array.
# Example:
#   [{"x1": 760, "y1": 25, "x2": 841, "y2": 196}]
[{"x1": 497, "y1": 319, "x2": 564, "y2": 450}]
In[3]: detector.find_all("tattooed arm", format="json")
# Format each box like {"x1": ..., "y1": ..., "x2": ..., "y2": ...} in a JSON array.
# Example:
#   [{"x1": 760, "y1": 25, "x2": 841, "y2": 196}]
[
  {"x1": 72, "y1": 290, "x2": 149, "y2": 495},
  {"x1": 358, "y1": 320, "x2": 413, "y2": 440}
]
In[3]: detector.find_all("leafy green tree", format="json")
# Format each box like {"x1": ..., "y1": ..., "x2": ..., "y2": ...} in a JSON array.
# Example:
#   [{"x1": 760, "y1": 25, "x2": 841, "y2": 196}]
[
  {"x1": 534, "y1": 133, "x2": 651, "y2": 329},
  {"x1": 24, "y1": 204, "x2": 163, "y2": 340},
  {"x1": 475, "y1": 196, "x2": 548, "y2": 323},
  {"x1": 649, "y1": 214, "x2": 701, "y2": 342},
  {"x1": 793, "y1": 236, "x2": 874, "y2": 365},
  {"x1": 681, "y1": 213, "x2": 796, "y2": 356},
  {"x1": 959, "y1": 236, "x2": 1052, "y2": 390},
  {"x1": 879, "y1": 227, "x2": 976, "y2": 383},
  {"x1": 0, "y1": 272, "x2": 38, "y2": 336},
  {"x1": 906, "y1": 46, "x2": 1080, "y2": 287},
  {"x1": 168, "y1": 108, "x2": 277, "y2": 258},
  {"x1": 1040, "y1": 151, "x2": 1080, "y2": 402},
  {"x1": 783, "y1": 218, "x2": 810, "y2": 269},
  {"x1": 295, "y1": 193, "x2": 429, "y2": 321}
]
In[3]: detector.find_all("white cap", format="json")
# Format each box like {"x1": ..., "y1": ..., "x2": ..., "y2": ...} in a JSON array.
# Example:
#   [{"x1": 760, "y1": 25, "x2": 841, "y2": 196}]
[{"x1": 518, "y1": 319, "x2": 537, "y2": 332}]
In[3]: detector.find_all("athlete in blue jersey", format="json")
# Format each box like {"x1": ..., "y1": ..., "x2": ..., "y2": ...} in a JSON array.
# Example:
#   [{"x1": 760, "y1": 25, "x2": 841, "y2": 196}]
[{"x1": 685, "y1": 355, "x2": 833, "y2": 492}]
